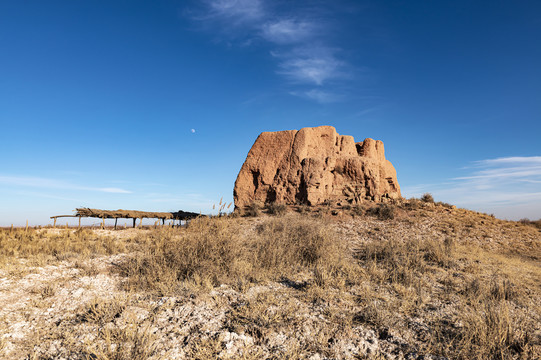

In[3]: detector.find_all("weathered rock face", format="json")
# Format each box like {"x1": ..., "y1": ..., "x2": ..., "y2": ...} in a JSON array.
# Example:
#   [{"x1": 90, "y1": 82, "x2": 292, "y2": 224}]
[{"x1": 234, "y1": 126, "x2": 401, "y2": 209}]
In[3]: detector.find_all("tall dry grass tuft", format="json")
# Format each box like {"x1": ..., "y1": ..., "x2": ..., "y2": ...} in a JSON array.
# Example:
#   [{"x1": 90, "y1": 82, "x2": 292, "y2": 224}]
[
  {"x1": 118, "y1": 215, "x2": 355, "y2": 295},
  {"x1": 356, "y1": 237, "x2": 452, "y2": 287},
  {"x1": 84, "y1": 321, "x2": 160, "y2": 360},
  {"x1": 429, "y1": 283, "x2": 537, "y2": 359}
]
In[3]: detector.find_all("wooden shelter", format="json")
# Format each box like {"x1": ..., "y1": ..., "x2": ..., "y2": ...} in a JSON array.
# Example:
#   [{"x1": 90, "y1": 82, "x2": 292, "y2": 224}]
[{"x1": 51, "y1": 208, "x2": 203, "y2": 229}]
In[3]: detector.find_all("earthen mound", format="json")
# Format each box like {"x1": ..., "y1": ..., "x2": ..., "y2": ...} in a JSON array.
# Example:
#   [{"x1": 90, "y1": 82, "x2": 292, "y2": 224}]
[{"x1": 234, "y1": 126, "x2": 401, "y2": 209}]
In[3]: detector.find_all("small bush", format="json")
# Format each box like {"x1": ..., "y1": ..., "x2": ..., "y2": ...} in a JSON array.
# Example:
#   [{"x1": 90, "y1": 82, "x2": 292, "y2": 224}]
[
  {"x1": 265, "y1": 202, "x2": 287, "y2": 216},
  {"x1": 403, "y1": 198, "x2": 422, "y2": 210},
  {"x1": 350, "y1": 204, "x2": 366, "y2": 216},
  {"x1": 519, "y1": 218, "x2": 541, "y2": 230},
  {"x1": 85, "y1": 322, "x2": 158, "y2": 360},
  {"x1": 296, "y1": 204, "x2": 311, "y2": 214},
  {"x1": 367, "y1": 203, "x2": 395, "y2": 220},
  {"x1": 421, "y1": 193, "x2": 434, "y2": 203},
  {"x1": 243, "y1": 202, "x2": 261, "y2": 217},
  {"x1": 81, "y1": 297, "x2": 126, "y2": 326},
  {"x1": 435, "y1": 201, "x2": 453, "y2": 208}
]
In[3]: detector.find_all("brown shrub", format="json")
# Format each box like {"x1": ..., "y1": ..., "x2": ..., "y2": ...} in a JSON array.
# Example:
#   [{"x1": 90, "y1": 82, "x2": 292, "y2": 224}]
[
  {"x1": 366, "y1": 203, "x2": 395, "y2": 220},
  {"x1": 520, "y1": 218, "x2": 541, "y2": 230},
  {"x1": 243, "y1": 202, "x2": 261, "y2": 217},
  {"x1": 265, "y1": 202, "x2": 288, "y2": 216},
  {"x1": 118, "y1": 215, "x2": 354, "y2": 295}
]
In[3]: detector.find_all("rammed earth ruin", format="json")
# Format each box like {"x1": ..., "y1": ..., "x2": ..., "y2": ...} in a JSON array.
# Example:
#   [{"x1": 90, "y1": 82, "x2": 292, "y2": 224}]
[{"x1": 234, "y1": 126, "x2": 401, "y2": 209}]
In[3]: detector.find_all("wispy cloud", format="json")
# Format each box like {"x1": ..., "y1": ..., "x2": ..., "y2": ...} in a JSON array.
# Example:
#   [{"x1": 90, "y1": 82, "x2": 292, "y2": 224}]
[
  {"x1": 289, "y1": 89, "x2": 343, "y2": 103},
  {"x1": 9, "y1": 190, "x2": 82, "y2": 202},
  {"x1": 477, "y1": 156, "x2": 541, "y2": 165},
  {"x1": 273, "y1": 46, "x2": 345, "y2": 86},
  {"x1": 402, "y1": 156, "x2": 541, "y2": 219},
  {"x1": 202, "y1": 0, "x2": 264, "y2": 23},
  {"x1": 455, "y1": 157, "x2": 541, "y2": 182},
  {"x1": 0, "y1": 175, "x2": 132, "y2": 194},
  {"x1": 192, "y1": 1, "x2": 350, "y2": 102},
  {"x1": 99, "y1": 188, "x2": 132, "y2": 194},
  {"x1": 261, "y1": 19, "x2": 316, "y2": 44}
]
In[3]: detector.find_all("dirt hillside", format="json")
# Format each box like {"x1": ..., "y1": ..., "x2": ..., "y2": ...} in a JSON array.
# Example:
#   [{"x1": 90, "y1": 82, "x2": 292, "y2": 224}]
[{"x1": 1, "y1": 201, "x2": 539, "y2": 359}]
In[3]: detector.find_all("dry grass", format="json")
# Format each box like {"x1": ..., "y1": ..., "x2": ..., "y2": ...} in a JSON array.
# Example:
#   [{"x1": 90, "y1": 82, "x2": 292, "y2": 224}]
[
  {"x1": 243, "y1": 202, "x2": 261, "y2": 217},
  {"x1": 1, "y1": 205, "x2": 539, "y2": 359},
  {"x1": 84, "y1": 321, "x2": 159, "y2": 360},
  {"x1": 116, "y1": 210, "x2": 539, "y2": 358},
  {"x1": 265, "y1": 202, "x2": 288, "y2": 215},
  {"x1": 521, "y1": 218, "x2": 541, "y2": 230},
  {"x1": 366, "y1": 203, "x2": 396, "y2": 220},
  {"x1": 118, "y1": 215, "x2": 355, "y2": 295},
  {"x1": 354, "y1": 233, "x2": 540, "y2": 359},
  {"x1": 0, "y1": 228, "x2": 127, "y2": 269}
]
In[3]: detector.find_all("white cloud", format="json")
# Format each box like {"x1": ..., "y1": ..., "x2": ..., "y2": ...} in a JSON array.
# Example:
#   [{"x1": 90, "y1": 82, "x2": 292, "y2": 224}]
[
  {"x1": 0, "y1": 175, "x2": 132, "y2": 194},
  {"x1": 274, "y1": 47, "x2": 345, "y2": 86},
  {"x1": 402, "y1": 156, "x2": 541, "y2": 220},
  {"x1": 98, "y1": 187, "x2": 132, "y2": 194},
  {"x1": 203, "y1": 0, "x2": 264, "y2": 23},
  {"x1": 477, "y1": 156, "x2": 541, "y2": 165},
  {"x1": 192, "y1": 1, "x2": 352, "y2": 101},
  {"x1": 290, "y1": 89, "x2": 343, "y2": 103},
  {"x1": 454, "y1": 156, "x2": 541, "y2": 182},
  {"x1": 261, "y1": 19, "x2": 316, "y2": 44}
]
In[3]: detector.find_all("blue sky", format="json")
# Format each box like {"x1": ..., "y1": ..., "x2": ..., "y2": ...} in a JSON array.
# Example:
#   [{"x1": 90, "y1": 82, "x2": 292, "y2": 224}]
[{"x1": 1, "y1": 0, "x2": 540, "y2": 225}]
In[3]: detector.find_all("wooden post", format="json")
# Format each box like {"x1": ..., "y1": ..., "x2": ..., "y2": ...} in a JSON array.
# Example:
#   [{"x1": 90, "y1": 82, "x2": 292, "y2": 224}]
[
  {"x1": 102, "y1": 217, "x2": 105, "y2": 229},
  {"x1": 10, "y1": 224, "x2": 13, "y2": 233},
  {"x1": 26, "y1": 220, "x2": 28, "y2": 232},
  {"x1": 78, "y1": 216, "x2": 81, "y2": 229},
  {"x1": 139, "y1": 218, "x2": 143, "y2": 228},
  {"x1": 132, "y1": 218, "x2": 136, "y2": 228},
  {"x1": 114, "y1": 218, "x2": 118, "y2": 230},
  {"x1": 53, "y1": 218, "x2": 57, "y2": 228}
]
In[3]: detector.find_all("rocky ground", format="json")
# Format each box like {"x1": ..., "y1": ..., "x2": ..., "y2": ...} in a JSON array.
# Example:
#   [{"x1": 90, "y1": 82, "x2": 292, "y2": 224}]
[{"x1": 1, "y1": 202, "x2": 540, "y2": 359}]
